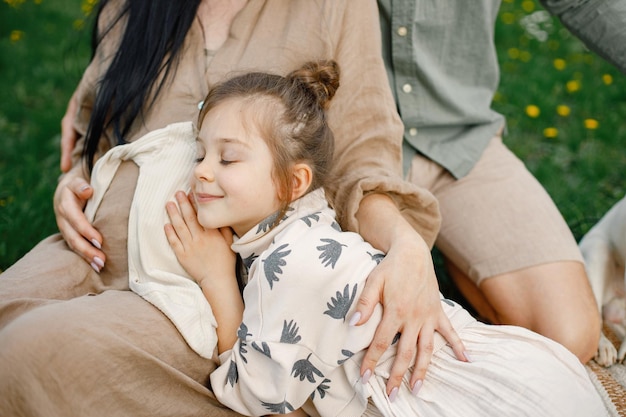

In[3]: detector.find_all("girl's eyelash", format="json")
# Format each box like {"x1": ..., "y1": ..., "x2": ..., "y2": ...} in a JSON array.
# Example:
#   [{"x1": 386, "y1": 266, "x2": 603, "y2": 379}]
[
  {"x1": 195, "y1": 157, "x2": 204, "y2": 163},
  {"x1": 220, "y1": 159, "x2": 233, "y2": 165}
]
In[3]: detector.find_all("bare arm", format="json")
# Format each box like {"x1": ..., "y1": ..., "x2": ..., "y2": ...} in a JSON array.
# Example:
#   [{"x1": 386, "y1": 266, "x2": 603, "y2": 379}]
[{"x1": 60, "y1": 92, "x2": 79, "y2": 173}]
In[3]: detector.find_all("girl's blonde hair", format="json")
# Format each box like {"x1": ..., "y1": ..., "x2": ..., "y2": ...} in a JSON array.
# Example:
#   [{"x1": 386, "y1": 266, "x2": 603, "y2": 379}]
[{"x1": 198, "y1": 60, "x2": 340, "y2": 222}]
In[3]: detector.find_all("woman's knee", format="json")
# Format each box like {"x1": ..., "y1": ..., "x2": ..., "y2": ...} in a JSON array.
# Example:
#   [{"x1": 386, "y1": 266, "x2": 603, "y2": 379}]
[{"x1": 481, "y1": 261, "x2": 601, "y2": 362}]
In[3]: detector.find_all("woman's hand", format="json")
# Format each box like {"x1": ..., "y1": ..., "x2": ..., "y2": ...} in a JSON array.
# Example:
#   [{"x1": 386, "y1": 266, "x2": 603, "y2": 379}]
[
  {"x1": 60, "y1": 92, "x2": 79, "y2": 173},
  {"x1": 165, "y1": 191, "x2": 243, "y2": 353},
  {"x1": 352, "y1": 193, "x2": 467, "y2": 399},
  {"x1": 54, "y1": 170, "x2": 105, "y2": 272}
]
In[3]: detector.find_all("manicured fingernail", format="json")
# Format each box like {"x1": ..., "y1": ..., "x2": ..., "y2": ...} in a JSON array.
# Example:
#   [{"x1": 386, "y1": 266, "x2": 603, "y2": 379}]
[
  {"x1": 388, "y1": 387, "x2": 399, "y2": 402},
  {"x1": 91, "y1": 239, "x2": 102, "y2": 249},
  {"x1": 360, "y1": 369, "x2": 372, "y2": 384},
  {"x1": 348, "y1": 311, "x2": 361, "y2": 326},
  {"x1": 464, "y1": 351, "x2": 472, "y2": 362},
  {"x1": 412, "y1": 380, "x2": 423, "y2": 396},
  {"x1": 93, "y1": 256, "x2": 105, "y2": 269},
  {"x1": 80, "y1": 184, "x2": 91, "y2": 192},
  {"x1": 90, "y1": 261, "x2": 101, "y2": 273}
]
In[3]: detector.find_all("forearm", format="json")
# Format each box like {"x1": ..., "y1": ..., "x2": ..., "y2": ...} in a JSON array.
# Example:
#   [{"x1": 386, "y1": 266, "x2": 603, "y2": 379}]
[
  {"x1": 200, "y1": 278, "x2": 243, "y2": 354},
  {"x1": 355, "y1": 192, "x2": 427, "y2": 253},
  {"x1": 540, "y1": 0, "x2": 626, "y2": 74}
]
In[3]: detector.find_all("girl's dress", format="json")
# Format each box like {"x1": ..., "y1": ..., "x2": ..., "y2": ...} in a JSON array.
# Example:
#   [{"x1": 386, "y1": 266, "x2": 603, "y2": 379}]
[{"x1": 210, "y1": 189, "x2": 607, "y2": 417}]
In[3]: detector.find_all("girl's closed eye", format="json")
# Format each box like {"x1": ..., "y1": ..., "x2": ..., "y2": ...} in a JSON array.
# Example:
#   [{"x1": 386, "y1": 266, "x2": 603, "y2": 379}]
[{"x1": 220, "y1": 150, "x2": 240, "y2": 165}]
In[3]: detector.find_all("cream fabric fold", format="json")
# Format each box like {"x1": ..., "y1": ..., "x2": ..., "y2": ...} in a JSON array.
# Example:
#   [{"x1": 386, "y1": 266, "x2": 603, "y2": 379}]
[{"x1": 85, "y1": 122, "x2": 218, "y2": 359}]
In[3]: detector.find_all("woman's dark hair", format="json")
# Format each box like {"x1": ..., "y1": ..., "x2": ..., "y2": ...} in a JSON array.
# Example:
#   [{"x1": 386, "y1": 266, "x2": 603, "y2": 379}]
[
  {"x1": 198, "y1": 60, "x2": 340, "y2": 223},
  {"x1": 83, "y1": 0, "x2": 201, "y2": 172}
]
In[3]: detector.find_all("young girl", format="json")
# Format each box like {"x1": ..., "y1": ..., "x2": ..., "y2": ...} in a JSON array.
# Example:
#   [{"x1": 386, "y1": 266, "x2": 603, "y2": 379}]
[{"x1": 165, "y1": 61, "x2": 606, "y2": 417}]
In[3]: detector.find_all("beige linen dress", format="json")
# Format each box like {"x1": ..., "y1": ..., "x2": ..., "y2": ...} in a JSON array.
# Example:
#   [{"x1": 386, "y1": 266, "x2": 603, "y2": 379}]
[{"x1": 0, "y1": 1, "x2": 438, "y2": 416}]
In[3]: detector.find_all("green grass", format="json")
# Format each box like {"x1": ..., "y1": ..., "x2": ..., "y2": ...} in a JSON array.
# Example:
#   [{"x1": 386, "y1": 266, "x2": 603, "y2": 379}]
[
  {"x1": 494, "y1": 0, "x2": 626, "y2": 238},
  {"x1": 0, "y1": 0, "x2": 91, "y2": 270},
  {"x1": 1, "y1": 0, "x2": 625, "y2": 271}
]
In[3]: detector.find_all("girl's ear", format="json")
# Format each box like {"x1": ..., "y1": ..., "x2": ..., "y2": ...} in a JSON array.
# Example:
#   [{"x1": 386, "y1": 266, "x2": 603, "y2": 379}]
[{"x1": 291, "y1": 163, "x2": 313, "y2": 200}]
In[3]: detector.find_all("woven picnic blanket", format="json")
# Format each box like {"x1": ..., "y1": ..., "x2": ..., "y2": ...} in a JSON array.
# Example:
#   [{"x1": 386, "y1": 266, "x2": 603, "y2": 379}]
[{"x1": 587, "y1": 324, "x2": 626, "y2": 416}]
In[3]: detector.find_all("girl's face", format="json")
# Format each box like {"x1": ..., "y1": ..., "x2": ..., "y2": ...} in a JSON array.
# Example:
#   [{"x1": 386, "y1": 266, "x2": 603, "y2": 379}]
[{"x1": 193, "y1": 99, "x2": 281, "y2": 236}]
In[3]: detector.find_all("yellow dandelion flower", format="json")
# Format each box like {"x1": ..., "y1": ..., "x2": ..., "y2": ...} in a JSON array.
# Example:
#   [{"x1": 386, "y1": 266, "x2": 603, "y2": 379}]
[
  {"x1": 501, "y1": 12, "x2": 515, "y2": 25},
  {"x1": 34, "y1": 0, "x2": 42, "y2": 4},
  {"x1": 4, "y1": 0, "x2": 26, "y2": 7},
  {"x1": 520, "y1": 51, "x2": 532, "y2": 62},
  {"x1": 543, "y1": 127, "x2": 558, "y2": 138},
  {"x1": 548, "y1": 40, "x2": 560, "y2": 51},
  {"x1": 603, "y1": 74, "x2": 613, "y2": 85},
  {"x1": 526, "y1": 105, "x2": 540, "y2": 118},
  {"x1": 584, "y1": 119, "x2": 599, "y2": 130},
  {"x1": 553, "y1": 59, "x2": 566, "y2": 71},
  {"x1": 10, "y1": 30, "x2": 24, "y2": 42},
  {"x1": 508, "y1": 48, "x2": 520, "y2": 60},
  {"x1": 73, "y1": 19, "x2": 85, "y2": 30},
  {"x1": 566, "y1": 80, "x2": 580, "y2": 93},
  {"x1": 556, "y1": 105, "x2": 570, "y2": 117},
  {"x1": 522, "y1": 0, "x2": 535, "y2": 12}
]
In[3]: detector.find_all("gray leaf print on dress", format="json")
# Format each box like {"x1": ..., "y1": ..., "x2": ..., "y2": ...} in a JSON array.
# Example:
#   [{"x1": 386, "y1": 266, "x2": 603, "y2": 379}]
[
  {"x1": 256, "y1": 208, "x2": 293, "y2": 233},
  {"x1": 238, "y1": 322, "x2": 252, "y2": 363},
  {"x1": 301, "y1": 212, "x2": 321, "y2": 227},
  {"x1": 251, "y1": 341, "x2": 271, "y2": 358},
  {"x1": 262, "y1": 400, "x2": 295, "y2": 414},
  {"x1": 367, "y1": 251, "x2": 385, "y2": 265},
  {"x1": 242, "y1": 253, "x2": 258, "y2": 270},
  {"x1": 337, "y1": 349, "x2": 354, "y2": 365},
  {"x1": 441, "y1": 298, "x2": 455, "y2": 307},
  {"x1": 262, "y1": 243, "x2": 291, "y2": 289},
  {"x1": 324, "y1": 283, "x2": 357, "y2": 321},
  {"x1": 316, "y1": 238, "x2": 346, "y2": 269},
  {"x1": 226, "y1": 360, "x2": 238, "y2": 387},
  {"x1": 292, "y1": 353, "x2": 324, "y2": 383},
  {"x1": 311, "y1": 378, "x2": 331, "y2": 400},
  {"x1": 331, "y1": 221, "x2": 341, "y2": 232},
  {"x1": 280, "y1": 320, "x2": 302, "y2": 344},
  {"x1": 256, "y1": 212, "x2": 280, "y2": 234}
]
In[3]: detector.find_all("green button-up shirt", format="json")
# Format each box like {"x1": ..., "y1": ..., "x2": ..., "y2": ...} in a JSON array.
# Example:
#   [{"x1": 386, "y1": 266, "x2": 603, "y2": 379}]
[{"x1": 379, "y1": 0, "x2": 626, "y2": 178}]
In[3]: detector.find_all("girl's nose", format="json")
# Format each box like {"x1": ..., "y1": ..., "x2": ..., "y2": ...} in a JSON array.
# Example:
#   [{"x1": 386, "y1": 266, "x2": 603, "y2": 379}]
[{"x1": 194, "y1": 160, "x2": 215, "y2": 182}]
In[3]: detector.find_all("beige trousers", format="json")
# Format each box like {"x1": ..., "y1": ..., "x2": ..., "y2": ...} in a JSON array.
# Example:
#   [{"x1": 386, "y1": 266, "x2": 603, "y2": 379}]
[
  {"x1": 407, "y1": 135, "x2": 583, "y2": 284},
  {"x1": 0, "y1": 162, "x2": 242, "y2": 417}
]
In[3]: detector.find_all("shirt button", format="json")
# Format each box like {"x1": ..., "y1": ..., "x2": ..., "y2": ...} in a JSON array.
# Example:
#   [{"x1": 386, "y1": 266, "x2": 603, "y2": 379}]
[
  {"x1": 402, "y1": 83, "x2": 412, "y2": 93},
  {"x1": 397, "y1": 26, "x2": 408, "y2": 37},
  {"x1": 409, "y1": 128, "x2": 418, "y2": 136}
]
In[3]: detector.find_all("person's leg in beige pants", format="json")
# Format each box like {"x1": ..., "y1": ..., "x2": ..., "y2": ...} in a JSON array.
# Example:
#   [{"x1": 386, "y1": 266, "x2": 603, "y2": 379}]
[{"x1": 407, "y1": 136, "x2": 600, "y2": 362}]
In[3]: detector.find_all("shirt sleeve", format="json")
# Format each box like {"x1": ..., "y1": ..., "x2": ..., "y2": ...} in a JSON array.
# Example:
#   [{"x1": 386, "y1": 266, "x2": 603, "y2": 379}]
[
  {"x1": 540, "y1": 0, "x2": 626, "y2": 74},
  {"x1": 324, "y1": 1, "x2": 441, "y2": 247}
]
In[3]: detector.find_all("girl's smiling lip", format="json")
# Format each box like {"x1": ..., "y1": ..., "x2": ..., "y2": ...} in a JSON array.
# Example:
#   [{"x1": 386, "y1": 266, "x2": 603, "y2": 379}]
[{"x1": 194, "y1": 192, "x2": 224, "y2": 203}]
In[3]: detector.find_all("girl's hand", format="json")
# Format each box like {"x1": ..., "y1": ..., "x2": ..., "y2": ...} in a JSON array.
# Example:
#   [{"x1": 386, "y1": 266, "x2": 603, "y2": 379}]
[
  {"x1": 166, "y1": 191, "x2": 243, "y2": 353},
  {"x1": 165, "y1": 191, "x2": 236, "y2": 286},
  {"x1": 54, "y1": 171, "x2": 105, "y2": 272}
]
